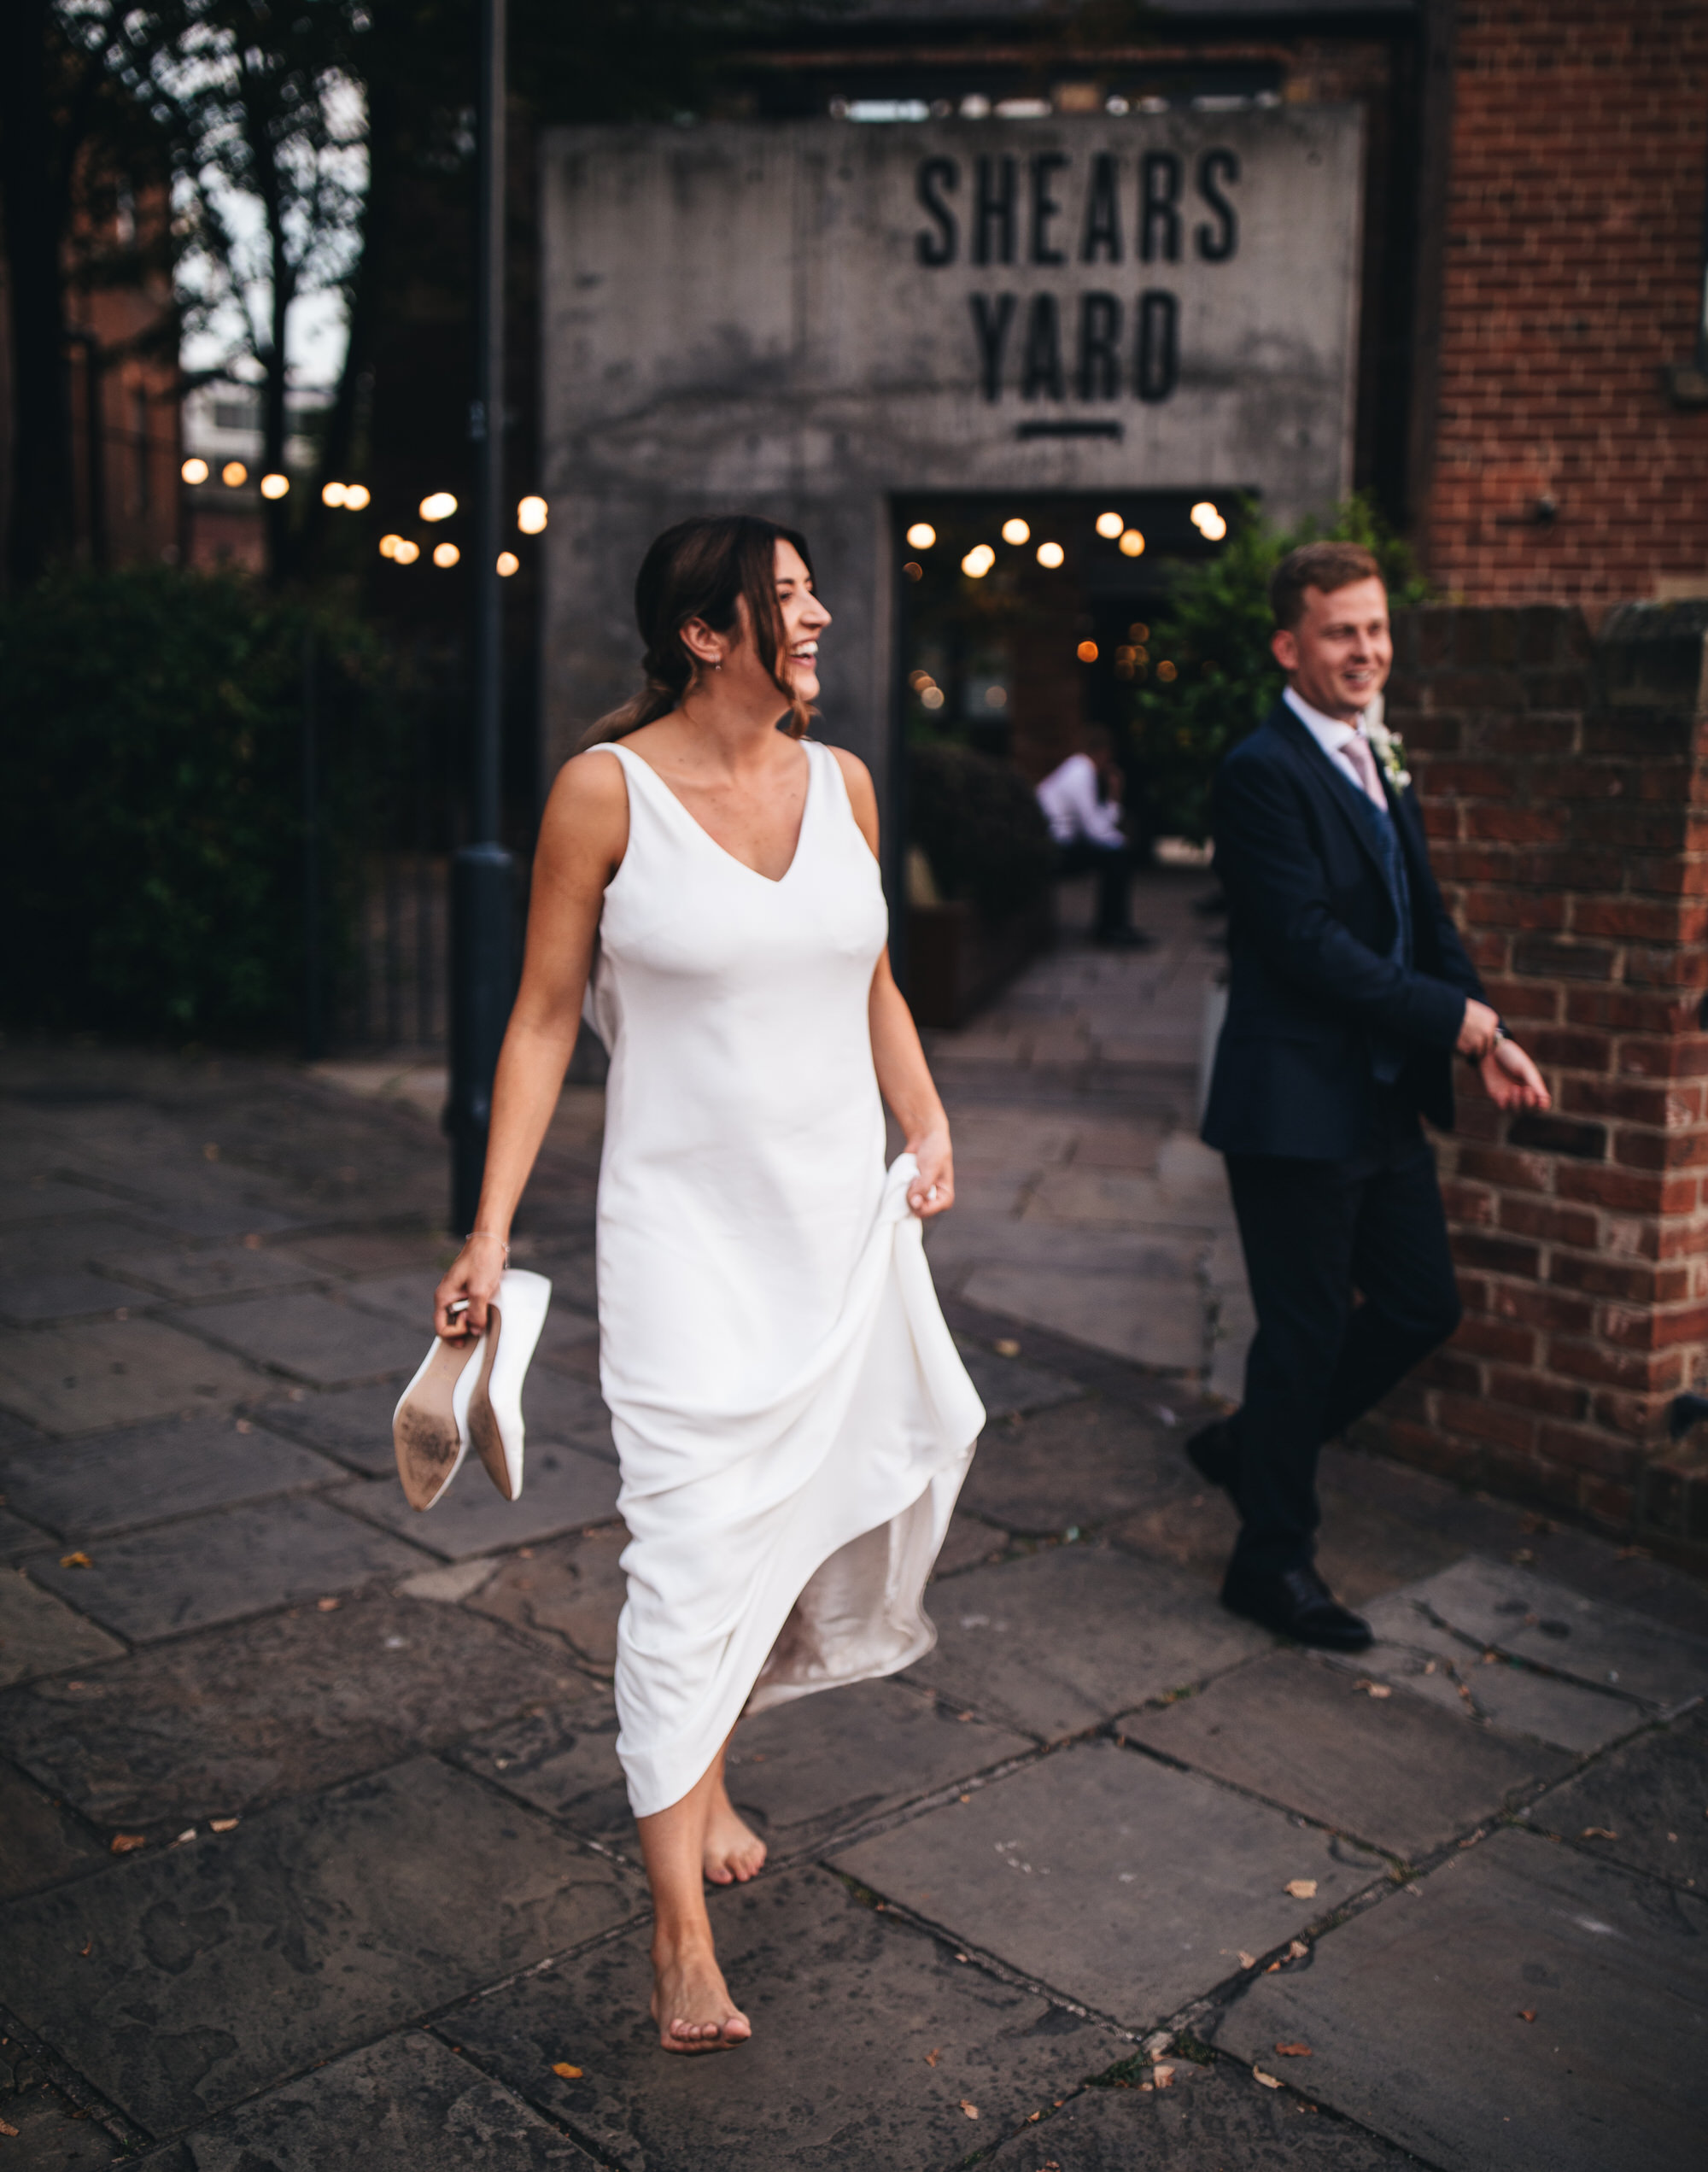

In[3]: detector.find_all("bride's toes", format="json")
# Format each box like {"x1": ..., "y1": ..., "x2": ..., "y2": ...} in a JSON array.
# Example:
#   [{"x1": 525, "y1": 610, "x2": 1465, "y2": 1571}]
[
  {"x1": 651, "y1": 1952, "x2": 752, "y2": 2055},
  {"x1": 703, "y1": 1801, "x2": 767, "y2": 1886}
]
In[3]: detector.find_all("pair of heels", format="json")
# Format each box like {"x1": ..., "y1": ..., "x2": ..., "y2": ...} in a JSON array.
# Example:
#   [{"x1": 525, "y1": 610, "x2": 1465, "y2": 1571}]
[{"x1": 392, "y1": 1268, "x2": 551, "y2": 1512}]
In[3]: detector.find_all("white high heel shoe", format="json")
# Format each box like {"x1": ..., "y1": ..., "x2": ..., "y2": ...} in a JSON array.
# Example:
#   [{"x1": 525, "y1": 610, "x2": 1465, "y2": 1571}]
[
  {"x1": 466, "y1": 1268, "x2": 552, "y2": 1502},
  {"x1": 392, "y1": 1312, "x2": 485, "y2": 1511}
]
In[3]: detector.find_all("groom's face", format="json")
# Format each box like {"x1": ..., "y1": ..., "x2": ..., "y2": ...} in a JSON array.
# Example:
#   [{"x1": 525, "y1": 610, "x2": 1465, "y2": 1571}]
[{"x1": 1271, "y1": 576, "x2": 1392, "y2": 722}]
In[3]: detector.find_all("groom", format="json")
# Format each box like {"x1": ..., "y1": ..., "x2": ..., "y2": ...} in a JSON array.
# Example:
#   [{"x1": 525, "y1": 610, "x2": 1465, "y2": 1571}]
[{"x1": 1193, "y1": 542, "x2": 1549, "y2": 1650}]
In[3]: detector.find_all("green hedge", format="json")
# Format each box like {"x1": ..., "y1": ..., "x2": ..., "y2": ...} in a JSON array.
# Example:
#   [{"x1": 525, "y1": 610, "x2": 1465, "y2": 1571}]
[
  {"x1": 1, "y1": 565, "x2": 396, "y2": 1039},
  {"x1": 909, "y1": 742, "x2": 1053, "y2": 919}
]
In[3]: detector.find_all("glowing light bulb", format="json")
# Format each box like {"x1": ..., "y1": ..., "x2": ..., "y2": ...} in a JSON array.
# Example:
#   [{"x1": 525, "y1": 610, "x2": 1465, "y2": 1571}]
[
  {"x1": 905, "y1": 522, "x2": 936, "y2": 550},
  {"x1": 342, "y1": 483, "x2": 371, "y2": 511},
  {"x1": 322, "y1": 481, "x2": 348, "y2": 507},
  {"x1": 1077, "y1": 640, "x2": 1098, "y2": 663},
  {"x1": 1001, "y1": 518, "x2": 1030, "y2": 545},
  {"x1": 961, "y1": 543, "x2": 996, "y2": 577},
  {"x1": 221, "y1": 461, "x2": 248, "y2": 488},
  {"x1": 419, "y1": 492, "x2": 457, "y2": 522},
  {"x1": 1095, "y1": 511, "x2": 1124, "y2": 539},
  {"x1": 392, "y1": 538, "x2": 420, "y2": 565},
  {"x1": 181, "y1": 457, "x2": 209, "y2": 485},
  {"x1": 378, "y1": 534, "x2": 401, "y2": 559},
  {"x1": 260, "y1": 472, "x2": 290, "y2": 500},
  {"x1": 497, "y1": 551, "x2": 519, "y2": 577},
  {"x1": 1036, "y1": 541, "x2": 1065, "y2": 569},
  {"x1": 1119, "y1": 529, "x2": 1145, "y2": 558},
  {"x1": 432, "y1": 542, "x2": 459, "y2": 567},
  {"x1": 517, "y1": 495, "x2": 547, "y2": 535}
]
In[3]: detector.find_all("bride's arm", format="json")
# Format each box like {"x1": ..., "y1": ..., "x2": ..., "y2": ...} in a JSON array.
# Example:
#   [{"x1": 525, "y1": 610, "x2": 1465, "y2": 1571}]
[
  {"x1": 830, "y1": 747, "x2": 956, "y2": 1221},
  {"x1": 432, "y1": 752, "x2": 629, "y2": 1338}
]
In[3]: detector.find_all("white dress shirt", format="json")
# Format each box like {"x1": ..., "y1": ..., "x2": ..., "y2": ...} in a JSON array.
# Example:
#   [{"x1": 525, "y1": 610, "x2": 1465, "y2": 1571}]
[
  {"x1": 1283, "y1": 686, "x2": 1389, "y2": 812},
  {"x1": 1035, "y1": 751, "x2": 1125, "y2": 848}
]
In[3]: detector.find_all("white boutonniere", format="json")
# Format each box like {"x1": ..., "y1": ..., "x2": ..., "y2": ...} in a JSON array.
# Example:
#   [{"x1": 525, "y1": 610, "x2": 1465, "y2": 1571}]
[{"x1": 1363, "y1": 715, "x2": 1412, "y2": 793}]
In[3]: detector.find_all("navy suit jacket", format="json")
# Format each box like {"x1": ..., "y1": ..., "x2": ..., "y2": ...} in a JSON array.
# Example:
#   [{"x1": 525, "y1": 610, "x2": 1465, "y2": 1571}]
[{"x1": 1201, "y1": 700, "x2": 1486, "y2": 1160}]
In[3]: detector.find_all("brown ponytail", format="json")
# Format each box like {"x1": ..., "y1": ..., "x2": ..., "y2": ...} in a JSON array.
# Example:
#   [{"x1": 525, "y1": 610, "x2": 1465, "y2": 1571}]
[{"x1": 580, "y1": 514, "x2": 819, "y2": 749}]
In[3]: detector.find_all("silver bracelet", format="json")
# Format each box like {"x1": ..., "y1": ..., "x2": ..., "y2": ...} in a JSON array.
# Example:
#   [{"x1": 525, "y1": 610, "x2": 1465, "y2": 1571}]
[{"x1": 465, "y1": 1231, "x2": 510, "y2": 1262}]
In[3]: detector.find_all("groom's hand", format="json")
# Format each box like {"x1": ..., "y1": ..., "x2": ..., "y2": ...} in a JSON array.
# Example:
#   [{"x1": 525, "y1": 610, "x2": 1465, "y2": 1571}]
[
  {"x1": 1477, "y1": 1038, "x2": 1551, "y2": 1113},
  {"x1": 1456, "y1": 998, "x2": 1501, "y2": 1058}
]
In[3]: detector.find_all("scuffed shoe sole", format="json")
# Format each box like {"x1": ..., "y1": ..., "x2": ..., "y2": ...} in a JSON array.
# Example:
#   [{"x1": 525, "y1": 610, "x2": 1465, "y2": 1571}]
[{"x1": 393, "y1": 1332, "x2": 483, "y2": 1510}]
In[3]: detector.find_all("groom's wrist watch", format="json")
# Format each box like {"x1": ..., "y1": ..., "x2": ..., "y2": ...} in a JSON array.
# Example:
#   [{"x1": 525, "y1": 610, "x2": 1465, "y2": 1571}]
[{"x1": 1465, "y1": 1020, "x2": 1512, "y2": 1065}]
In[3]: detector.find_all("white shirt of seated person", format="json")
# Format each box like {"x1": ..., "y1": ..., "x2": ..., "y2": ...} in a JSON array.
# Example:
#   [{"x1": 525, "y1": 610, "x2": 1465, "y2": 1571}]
[{"x1": 1036, "y1": 751, "x2": 1125, "y2": 849}]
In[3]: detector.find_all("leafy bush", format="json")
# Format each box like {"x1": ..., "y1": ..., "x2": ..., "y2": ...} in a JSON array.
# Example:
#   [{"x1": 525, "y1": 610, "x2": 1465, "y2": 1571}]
[
  {"x1": 1128, "y1": 495, "x2": 1430, "y2": 842},
  {"x1": 1, "y1": 565, "x2": 399, "y2": 1039},
  {"x1": 908, "y1": 742, "x2": 1053, "y2": 920}
]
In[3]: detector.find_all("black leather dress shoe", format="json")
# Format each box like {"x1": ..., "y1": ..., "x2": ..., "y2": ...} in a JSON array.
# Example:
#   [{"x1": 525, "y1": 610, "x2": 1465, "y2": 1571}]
[
  {"x1": 1220, "y1": 1565, "x2": 1373, "y2": 1652},
  {"x1": 1185, "y1": 1416, "x2": 1239, "y2": 1496}
]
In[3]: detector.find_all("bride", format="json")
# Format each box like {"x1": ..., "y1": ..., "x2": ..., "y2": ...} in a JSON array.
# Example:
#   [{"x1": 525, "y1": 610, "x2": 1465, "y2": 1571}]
[{"x1": 432, "y1": 513, "x2": 984, "y2": 2052}]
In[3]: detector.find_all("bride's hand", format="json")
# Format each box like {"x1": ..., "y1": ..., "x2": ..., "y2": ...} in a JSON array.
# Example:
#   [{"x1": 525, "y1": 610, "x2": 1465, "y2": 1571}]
[
  {"x1": 907, "y1": 1125, "x2": 955, "y2": 1219},
  {"x1": 433, "y1": 1232, "x2": 507, "y2": 1340}
]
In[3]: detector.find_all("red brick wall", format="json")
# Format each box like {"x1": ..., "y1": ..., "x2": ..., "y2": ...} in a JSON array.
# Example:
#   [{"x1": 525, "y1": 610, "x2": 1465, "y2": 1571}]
[
  {"x1": 1372, "y1": 603, "x2": 1708, "y2": 1555},
  {"x1": 1424, "y1": 2, "x2": 1708, "y2": 606}
]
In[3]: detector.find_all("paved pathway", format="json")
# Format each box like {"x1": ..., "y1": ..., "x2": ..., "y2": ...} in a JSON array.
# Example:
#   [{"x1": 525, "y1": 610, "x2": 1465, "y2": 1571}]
[{"x1": 2, "y1": 954, "x2": 1706, "y2": 2169}]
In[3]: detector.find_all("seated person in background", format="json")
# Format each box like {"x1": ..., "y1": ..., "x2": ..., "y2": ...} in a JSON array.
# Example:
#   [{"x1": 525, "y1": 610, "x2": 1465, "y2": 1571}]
[{"x1": 1035, "y1": 731, "x2": 1151, "y2": 949}]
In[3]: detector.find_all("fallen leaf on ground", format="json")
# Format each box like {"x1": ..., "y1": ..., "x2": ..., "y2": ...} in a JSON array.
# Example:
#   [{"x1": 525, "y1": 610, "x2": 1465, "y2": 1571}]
[
  {"x1": 1253, "y1": 2069, "x2": 1281, "y2": 2089},
  {"x1": 109, "y1": 1833, "x2": 146, "y2": 1854},
  {"x1": 173, "y1": 1829, "x2": 196, "y2": 1846},
  {"x1": 59, "y1": 1552, "x2": 92, "y2": 1569},
  {"x1": 1287, "y1": 1939, "x2": 1308, "y2": 1959},
  {"x1": 924, "y1": 2049, "x2": 940, "y2": 2067},
  {"x1": 1265, "y1": 1960, "x2": 1282, "y2": 1973},
  {"x1": 958, "y1": 2099, "x2": 980, "y2": 2119},
  {"x1": 317, "y1": 1597, "x2": 340, "y2": 1613},
  {"x1": 79, "y1": 1940, "x2": 91, "y2": 1957},
  {"x1": 1518, "y1": 2010, "x2": 1535, "y2": 2023},
  {"x1": 551, "y1": 2063, "x2": 582, "y2": 2080},
  {"x1": 1237, "y1": 1950, "x2": 1257, "y2": 1969},
  {"x1": 1151, "y1": 2064, "x2": 1174, "y2": 2088},
  {"x1": 210, "y1": 1818, "x2": 238, "y2": 1833},
  {"x1": 993, "y1": 1339, "x2": 1021, "y2": 1358},
  {"x1": 1354, "y1": 1679, "x2": 1392, "y2": 1698},
  {"x1": 0, "y1": 2116, "x2": 18, "y2": 2136},
  {"x1": 1275, "y1": 2042, "x2": 1313, "y2": 2058},
  {"x1": 1284, "y1": 1880, "x2": 1317, "y2": 1900},
  {"x1": 1581, "y1": 1827, "x2": 1617, "y2": 1841}
]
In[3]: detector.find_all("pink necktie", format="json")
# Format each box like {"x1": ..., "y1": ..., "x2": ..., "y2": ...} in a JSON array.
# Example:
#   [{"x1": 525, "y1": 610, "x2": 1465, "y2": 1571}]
[{"x1": 1341, "y1": 731, "x2": 1389, "y2": 813}]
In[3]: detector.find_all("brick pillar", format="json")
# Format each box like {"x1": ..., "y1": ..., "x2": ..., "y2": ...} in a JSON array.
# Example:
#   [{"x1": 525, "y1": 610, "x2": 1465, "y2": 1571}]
[{"x1": 1370, "y1": 602, "x2": 1708, "y2": 1560}]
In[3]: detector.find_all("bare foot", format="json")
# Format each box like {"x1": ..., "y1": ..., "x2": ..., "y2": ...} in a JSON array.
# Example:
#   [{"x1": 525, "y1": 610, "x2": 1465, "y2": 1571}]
[
  {"x1": 650, "y1": 1937, "x2": 752, "y2": 2054},
  {"x1": 703, "y1": 1782, "x2": 767, "y2": 1886}
]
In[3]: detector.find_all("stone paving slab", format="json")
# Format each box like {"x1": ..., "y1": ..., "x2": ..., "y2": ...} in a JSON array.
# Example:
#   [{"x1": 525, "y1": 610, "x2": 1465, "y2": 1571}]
[
  {"x1": 0, "y1": 1566, "x2": 126, "y2": 1688},
  {"x1": 90, "y1": 1243, "x2": 313, "y2": 1303},
  {"x1": 933, "y1": 1509, "x2": 1010, "y2": 1576},
  {"x1": 133, "y1": 2030, "x2": 600, "y2": 2170},
  {"x1": 252, "y1": 1380, "x2": 401, "y2": 1475},
  {"x1": 22, "y1": 1496, "x2": 425, "y2": 1642},
  {"x1": 0, "y1": 1591, "x2": 587, "y2": 1830},
  {"x1": 960, "y1": 1398, "x2": 1194, "y2": 1538},
  {"x1": 455, "y1": 1696, "x2": 630, "y2": 1844},
  {"x1": 0, "y1": 1756, "x2": 640, "y2": 2134},
  {"x1": 984, "y1": 2065, "x2": 1415, "y2": 2169},
  {"x1": 0, "y1": 2050, "x2": 120, "y2": 2172},
  {"x1": 0, "y1": 1319, "x2": 260, "y2": 1437},
  {"x1": 1398, "y1": 1555, "x2": 1708, "y2": 1712},
  {"x1": 835, "y1": 1738, "x2": 1383, "y2": 2029},
  {"x1": 0, "y1": 1271, "x2": 135, "y2": 1326},
  {"x1": 1531, "y1": 1705, "x2": 1708, "y2": 1892},
  {"x1": 1122, "y1": 1649, "x2": 1573, "y2": 1863},
  {"x1": 1214, "y1": 1828, "x2": 1708, "y2": 2172},
  {"x1": 0, "y1": 1414, "x2": 343, "y2": 1541},
  {"x1": 174, "y1": 1290, "x2": 426, "y2": 1390},
  {"x1": 469, "y1": 1525, "x2": 629, "y2": 1674},
  {"x1": 443, "y1": 1864, "x2": 1120, "y2": 2172},
  {"x1": 904, "y1": 1545, "x2": 1269, "y2": 1741},
  {"x1": 0, "y1": 1176, "x2": 142, "y2": 1227},
  {"x1": 952, "y1": 1338, "x2": 1085, "y2": 1420},
  {"x1": 342, "y1": 1444, "x2": 621, "y2": 1560},
  {"x1": 1, "y1": 1500, "x2": 54, "y2": 1560},
  {"x1": 518, "y1": 1369, "x2": 617, "y2": 1461},
  {"x1": 931, "y1": 1224, "x2": 1213, "y2": 1373},
  {"x1": 0, "y1": 1762, "x2": 106, "y2": 1901}
]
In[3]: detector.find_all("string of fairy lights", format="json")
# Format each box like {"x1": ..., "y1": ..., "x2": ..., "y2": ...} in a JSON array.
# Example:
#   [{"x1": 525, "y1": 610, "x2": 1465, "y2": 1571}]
[{"x1": 178, "y1": 460, "x2": 547, "y2": 575}]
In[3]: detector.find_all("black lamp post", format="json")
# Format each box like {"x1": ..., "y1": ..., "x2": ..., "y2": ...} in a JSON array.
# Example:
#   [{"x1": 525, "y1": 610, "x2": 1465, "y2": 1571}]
[{"x1": 447, "y1": 0, "x2": 514, "y2": 1232}]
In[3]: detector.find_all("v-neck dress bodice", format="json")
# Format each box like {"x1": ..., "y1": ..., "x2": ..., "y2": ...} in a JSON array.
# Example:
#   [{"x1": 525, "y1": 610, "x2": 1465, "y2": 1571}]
[{"x1": 585, "y1": 738, "x2": 984, "y2": 1817}]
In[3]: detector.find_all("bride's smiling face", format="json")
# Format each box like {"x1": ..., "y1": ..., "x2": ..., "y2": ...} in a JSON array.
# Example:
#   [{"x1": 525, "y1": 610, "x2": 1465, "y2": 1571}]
[{"x1": 772, "y1": 540, "x2": 830, "y2": 703}]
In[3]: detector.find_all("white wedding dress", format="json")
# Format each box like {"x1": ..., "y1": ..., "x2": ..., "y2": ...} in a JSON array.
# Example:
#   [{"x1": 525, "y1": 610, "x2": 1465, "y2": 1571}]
[{"x1": 584, "y1": 738, "x2": 985, "y2": 1818}]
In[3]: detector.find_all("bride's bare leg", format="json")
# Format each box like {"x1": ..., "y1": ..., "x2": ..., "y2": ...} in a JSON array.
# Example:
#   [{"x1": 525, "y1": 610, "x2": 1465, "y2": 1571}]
[
  {"x1": 703, "y1": 1735, "x2": 767, "y2": 1886},
  {"x1": 637, "y1": 1745, "x2": 753, "y2": 2054}
]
